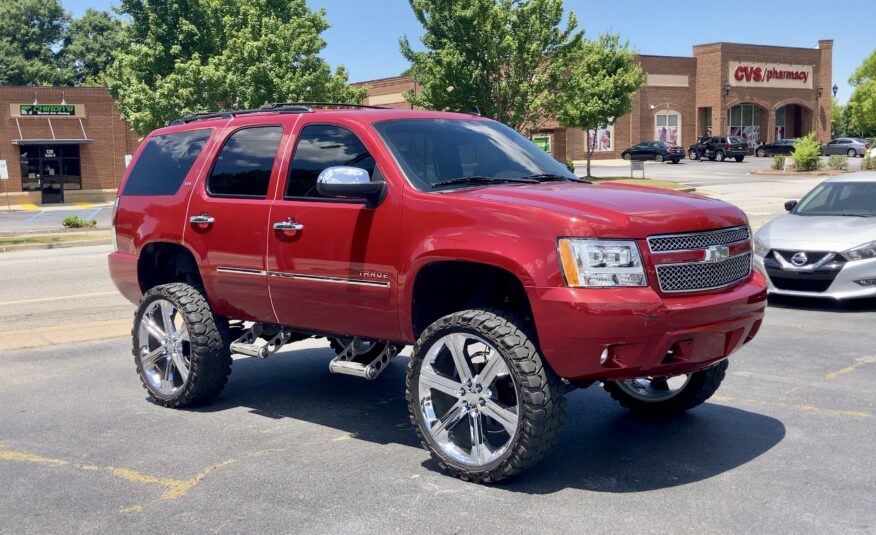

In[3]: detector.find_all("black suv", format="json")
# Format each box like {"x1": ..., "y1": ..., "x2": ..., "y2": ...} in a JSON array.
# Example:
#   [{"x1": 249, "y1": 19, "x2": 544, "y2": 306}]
[{"x1": 688, "y1": 136, "x2": 748, "y2": 162}]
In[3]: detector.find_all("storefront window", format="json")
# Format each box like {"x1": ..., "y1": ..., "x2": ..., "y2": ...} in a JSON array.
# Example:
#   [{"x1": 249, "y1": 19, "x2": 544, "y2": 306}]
[
  {"x1": 775, "y1": 106, "x2": 786, "y2": 140},
  {"x1": 655, "y1": 111, "x2": 680, "y2": 145},
  {"x1": 531, "y1": 135, "x2": 551, "y2": 154},
  {"x1": 728, "y1": 104, "x2": 762, "y2": 145},
  {"x1": 19, "y1": 144, "x2": 82, "y2": 192},
  {"x1": 587, "y1": 125, "x2": 613, "y2": 152}
]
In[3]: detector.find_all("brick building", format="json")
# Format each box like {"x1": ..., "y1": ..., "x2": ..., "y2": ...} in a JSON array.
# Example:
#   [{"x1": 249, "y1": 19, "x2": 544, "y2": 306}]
[
  {"x1": 0, "y1": 86, "x2": 140, "y2": 205},
  {"x1": 356, "y1": 40, "x2": 833, "y2": 161}
]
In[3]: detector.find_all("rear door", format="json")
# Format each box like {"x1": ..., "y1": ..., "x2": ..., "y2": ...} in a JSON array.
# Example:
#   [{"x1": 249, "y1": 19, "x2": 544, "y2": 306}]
[
  {"x1": 266, "y1": 119, "x2": 403, "y2": 340},
  {"x1": 184, "y1": 118, "x2": 291, "y2": 322}
]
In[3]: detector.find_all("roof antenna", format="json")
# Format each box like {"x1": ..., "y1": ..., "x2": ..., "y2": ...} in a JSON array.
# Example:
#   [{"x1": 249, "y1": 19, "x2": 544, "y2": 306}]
[{"x1": 469, "y1": 105, "x2": 482, "y2": 116}]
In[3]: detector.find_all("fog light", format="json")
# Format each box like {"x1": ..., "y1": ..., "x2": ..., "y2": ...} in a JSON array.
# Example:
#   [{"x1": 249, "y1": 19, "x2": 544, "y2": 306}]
[
  {"x1": 600, "y1": 347, "x2": 609, "y2": 365},
  {"x1": 853, "y1": 278, "x2": 876, "y2": 287}
]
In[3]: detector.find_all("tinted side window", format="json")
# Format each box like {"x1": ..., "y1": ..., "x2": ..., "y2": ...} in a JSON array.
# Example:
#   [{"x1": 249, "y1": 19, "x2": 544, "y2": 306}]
[
  {"x1": 286, "y1": 125, "x2": 374, "y2": 199},
  {"x1": 207, "y1": 126, "x2": 283, "y2": 198},
  {"x1": 122, "y1": 129, "x2": 211, "y2": 196}
]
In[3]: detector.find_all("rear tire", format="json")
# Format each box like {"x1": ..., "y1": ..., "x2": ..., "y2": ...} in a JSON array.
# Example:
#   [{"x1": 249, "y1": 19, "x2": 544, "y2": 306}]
[
  {"x1": 756, "y1": 148, "x2": 766, "y2": 157},
  {"x1": 715, "y1": 151, "x2": 725, "y2": 162},
  {"x1": 671, "y1": 159, "x2": 680, "y2": 164},
  {"x1": 132, "y1": 283, "x2": 232, "y2": 408},
  {"x1": 407, "y1": 309, "x2": 566, "y2": 483},
  {"x1": 734, "y1": 155, "x2": 744, "y2": 162},
  {"x1": 848, "y1": 149, "x2": 857, "y2": 158},
  {"x1": 603, "y1": 360, "x2": 728, "y2": 418},
  {"x1": 655, "y1": 154, "x2": 664, "y2": 163}
]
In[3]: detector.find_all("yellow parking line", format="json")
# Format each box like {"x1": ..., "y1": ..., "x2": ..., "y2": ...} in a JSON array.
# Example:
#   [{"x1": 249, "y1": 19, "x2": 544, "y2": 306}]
[
  {"x1": 825, "y1": 355, "x2": 876, "y2": 381},
  {"x1": 712, "y1": 395, "x2": 871, "y2": 419},
  {"x1": 74, "y1": 202, "x2": 94, "y2": 208},
  {"x1": 19, "y1": 203, "x2": 40, "y2": 211}
]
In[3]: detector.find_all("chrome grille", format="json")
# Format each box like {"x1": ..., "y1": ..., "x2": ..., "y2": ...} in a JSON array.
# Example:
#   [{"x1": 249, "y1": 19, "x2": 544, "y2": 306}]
[
  {"x1": 648, "y1": 226, "x2": 750, "y2": 252},
  {"x1": 656, "y1": 253, "x2": 752, "y2": 293}
]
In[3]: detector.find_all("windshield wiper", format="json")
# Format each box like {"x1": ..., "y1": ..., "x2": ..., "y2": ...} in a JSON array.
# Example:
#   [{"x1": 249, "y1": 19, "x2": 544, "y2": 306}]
[
  {"x1": 431, "y1": 176, "x2": 540, "y2": 188},
  {"x1": 517, "y1": 173, "x2": 591, "y2": 183}
]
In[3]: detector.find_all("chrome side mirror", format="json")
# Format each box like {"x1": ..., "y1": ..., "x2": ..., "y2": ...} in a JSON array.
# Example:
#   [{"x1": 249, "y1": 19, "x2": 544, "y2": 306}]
[{"x1": 316, "y1": 166, "x2": 386, "y2": 207}]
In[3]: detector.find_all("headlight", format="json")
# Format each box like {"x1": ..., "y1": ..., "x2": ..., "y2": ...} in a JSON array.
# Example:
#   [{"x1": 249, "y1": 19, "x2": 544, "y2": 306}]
[
  {"x1": 558, "y1": 238, "x2": 647, "y2": 287},
  {"x1": 753, "y1": 236, "x2": 770, "y2": 257},
  {"x1": 843, "y1": 241, "x2": 876, "y2": 261}
]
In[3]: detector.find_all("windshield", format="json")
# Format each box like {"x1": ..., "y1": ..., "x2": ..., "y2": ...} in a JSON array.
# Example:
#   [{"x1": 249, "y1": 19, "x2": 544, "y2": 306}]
[
  {"x1": 794, "y1": 181, "x2": 876, "y2": 217},
  {"x1": 372, "y1": 119, "x2": 576, "y2": 190}
]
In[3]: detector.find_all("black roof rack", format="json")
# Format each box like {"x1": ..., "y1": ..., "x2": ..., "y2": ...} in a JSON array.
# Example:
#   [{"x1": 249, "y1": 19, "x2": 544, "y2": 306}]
[
  {"x1": 168, "y1": 105, "x2": 312, "y2": 126},
  {"x1": 261, "y1": 102, "x2": 388, "y2": 110}
]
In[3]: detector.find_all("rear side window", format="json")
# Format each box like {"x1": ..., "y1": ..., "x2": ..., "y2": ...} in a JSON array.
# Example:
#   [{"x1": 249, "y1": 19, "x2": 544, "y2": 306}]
[
  {"x1": 207, "y1": 126, "x2": 283, "y2": 198},
  {"x1": 285, "y1": 125, "x2": 375, "y2": 199},
  {"x1": 122, "y1": 129, "x2": 211, "y2": 196}
]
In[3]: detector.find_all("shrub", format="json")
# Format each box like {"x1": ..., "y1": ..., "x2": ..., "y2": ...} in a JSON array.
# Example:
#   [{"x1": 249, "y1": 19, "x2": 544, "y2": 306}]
[
  {"x1": 771, "y1": 155, "x2": 786, "y2": 170},
  {"x1": 864, "y1": 154, "x2": 875, "y2": 171},
  {"x1": 62, "y1": 215, "x2": 97, "y2": 228},
  {"x1": 791, "y1": 133, "x2": 823, "y2": 171},
  {"x1": 827, "y1": 155, "x2": 849, "y2": 170},
  {"x1": 564, "y1": 157, "x2": 576, "y2": 174}
]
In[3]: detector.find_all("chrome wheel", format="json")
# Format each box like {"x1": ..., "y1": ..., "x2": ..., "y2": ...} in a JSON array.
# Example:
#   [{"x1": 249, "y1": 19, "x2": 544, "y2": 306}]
[
  {"x1": 136, "y1": 298, "x2": 191, "y2": 397},
  {"x1": 614, "y1": 374, "x2": 691, "y2": 403},
  {"x1": 417, "y1": 332, "x2": 519, "y2": 467}
]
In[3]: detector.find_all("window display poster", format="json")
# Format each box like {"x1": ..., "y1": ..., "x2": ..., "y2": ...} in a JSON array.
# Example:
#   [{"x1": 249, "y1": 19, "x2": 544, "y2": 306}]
[{"x1": 587, "y1": 126, "x2": 612, "y2": 151}]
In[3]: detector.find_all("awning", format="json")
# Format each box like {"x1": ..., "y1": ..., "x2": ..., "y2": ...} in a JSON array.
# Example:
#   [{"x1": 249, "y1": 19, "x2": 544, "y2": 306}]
[
  {"x1": 11, "y1": 117, "x2": 92, "y2": 145},
  {"x1": 12, "y1": 139, "x2": 93, "y2": 145}
]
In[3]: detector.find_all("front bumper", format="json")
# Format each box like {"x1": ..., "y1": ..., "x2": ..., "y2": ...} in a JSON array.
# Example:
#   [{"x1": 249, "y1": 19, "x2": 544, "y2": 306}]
[
  {"x1": 754, "y1": 254, "x2": 876, "y2": 300},
  {"x1": 526, "y1": 272, "x2": 767, "y2": 381}
]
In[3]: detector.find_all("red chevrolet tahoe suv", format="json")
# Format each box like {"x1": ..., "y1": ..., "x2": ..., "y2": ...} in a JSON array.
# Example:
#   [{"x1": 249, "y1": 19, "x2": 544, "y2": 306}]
[{"x1": 109, "y1": 103, "x2": 767, "y2": 482}]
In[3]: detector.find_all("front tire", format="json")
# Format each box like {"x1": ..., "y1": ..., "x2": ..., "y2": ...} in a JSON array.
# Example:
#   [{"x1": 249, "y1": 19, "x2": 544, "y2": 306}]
[
  {"x1": 655, "y1": 154, "x2": 664, "y2": 163},
  {"x1": 133, "y1": 283, "x2": 231, "y2": 408},
  {"x1": 848, "y1": 149, "x2": 857, "y2": 158},
  {"x1": 603, "y1": 360, "x2": 728, "y2": 418},
  {"x1": 622, "y1": 153, "x2": 632, "y2": 161},
  {"x1": 407, "y1": 310, "x2": 565, "y2": 483},
  {"x1": 688, "y1": 149, "x2": 698, "y2": 160},
  {"x1": 756, "y1": 148, "x2": 766, "y2": 157}
]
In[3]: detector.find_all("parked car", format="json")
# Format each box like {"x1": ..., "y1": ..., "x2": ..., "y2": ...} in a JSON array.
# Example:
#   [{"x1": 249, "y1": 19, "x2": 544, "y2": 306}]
[
  {"x1": 687, "y1": 136, "x2": 711, "y2": 160},
  {"x1": 621, "y1": 141, "x2": 684, "y2": 163},
  {"x1": 753, "y1": 173, "x2": 876, "y2": 299},
  {"x1": 822, "y1": 138, "x2": 870, "y2": 157},
  {"x1": 688, "y1": 136, "x2": 748, "y2": 162},
  {"x1": 755, "y1": 138, "x2": 798, "y2": 157},
  {"x1": 109, "y1": 103, "x2": 766, "y2": 483}
]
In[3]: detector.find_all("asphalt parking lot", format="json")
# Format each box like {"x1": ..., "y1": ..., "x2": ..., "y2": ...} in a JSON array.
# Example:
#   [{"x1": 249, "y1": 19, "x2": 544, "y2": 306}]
[{"x1": 1, "y1": 262, "x2": 874, "y2": 532}]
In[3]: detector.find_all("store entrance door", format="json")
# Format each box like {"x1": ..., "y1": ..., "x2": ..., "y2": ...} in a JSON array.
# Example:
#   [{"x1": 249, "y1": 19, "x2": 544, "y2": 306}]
[{"x1": 39, "y1": 157, "x2": 64, "y2": 204}]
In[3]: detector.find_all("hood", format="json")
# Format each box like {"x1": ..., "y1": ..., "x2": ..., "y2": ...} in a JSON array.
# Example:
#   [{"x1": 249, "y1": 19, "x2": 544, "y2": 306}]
[
  {"x1": 452, "y1": 182, "x2": 747, "y2": 238},
  {"x1": 756, "y1": 213, "x2": 876, "y2": 252}
]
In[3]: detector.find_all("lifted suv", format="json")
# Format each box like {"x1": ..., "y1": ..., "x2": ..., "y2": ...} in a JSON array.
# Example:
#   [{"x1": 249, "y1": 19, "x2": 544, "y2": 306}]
[{"x1": 110, "y1": 103, "x2": 767, "y2": 482}]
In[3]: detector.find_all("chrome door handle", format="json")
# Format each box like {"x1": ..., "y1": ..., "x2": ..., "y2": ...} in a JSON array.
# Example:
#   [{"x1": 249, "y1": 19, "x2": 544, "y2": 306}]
[
  {"x1": 190, "y1": 214, "x2": 215, "y2": 225},
  {"x1": 273, "y1": 220, "x2": 304, "y2": 231}
]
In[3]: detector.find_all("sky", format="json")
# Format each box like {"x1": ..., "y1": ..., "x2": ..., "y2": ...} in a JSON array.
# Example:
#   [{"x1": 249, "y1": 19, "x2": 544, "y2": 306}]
[{"x1": 64, "y1": 0, "x2": 871, "y2": 103}]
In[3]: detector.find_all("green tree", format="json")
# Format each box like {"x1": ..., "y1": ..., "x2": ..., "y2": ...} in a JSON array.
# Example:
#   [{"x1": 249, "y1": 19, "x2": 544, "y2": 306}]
[
  {"x1": 107, "y1": 0, "x2": 365, "y2": 135},
  {"x1": 60, "y1": 9, "x2": 126, "y2": 86},
  {"x1": 831, "y1": 97, "x2": 847, "y2": 138},
  {"x1": 551, "y1": 34, "x2": 644, "y2": 177},
  {"x1": 0, "y1": 0, "x2": 69, "y2": 85},
  {"x1": 848, "y1": 49, "x2": 876, "y2": 138},
  {"x1": 399, "y1": 0, "x2": 583, "y2": 134}
]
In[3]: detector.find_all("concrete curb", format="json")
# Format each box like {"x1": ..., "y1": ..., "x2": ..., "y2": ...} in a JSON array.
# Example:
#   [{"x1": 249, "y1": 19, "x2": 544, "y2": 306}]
[
  {"x1": 0, "y1": 238, "x2": 112, "y2": 253},
  {"x1": 0, "y1": 318, "x2": 131, "y2": 352}
]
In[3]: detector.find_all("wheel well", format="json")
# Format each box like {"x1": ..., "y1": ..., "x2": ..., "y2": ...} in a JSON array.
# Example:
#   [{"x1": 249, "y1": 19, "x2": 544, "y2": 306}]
[
  {"x1": 138, "y1": 242, "x2": 204, "y2": 294},
  {"x1": 411, "y1": 261, "x2": 535, "y2": 339}
]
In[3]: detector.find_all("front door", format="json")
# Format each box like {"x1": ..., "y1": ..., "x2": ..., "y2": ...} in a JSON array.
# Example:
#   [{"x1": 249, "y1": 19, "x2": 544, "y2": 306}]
[
  {"x1": 39, "y1": 158, "x2": 63, "y2": 204},
  {"x1": 267, "y1": 122, "x2": 402, "y2": 341},
  {"x1": 184, "y1": 120, "x2": 289, "y2": 323}
]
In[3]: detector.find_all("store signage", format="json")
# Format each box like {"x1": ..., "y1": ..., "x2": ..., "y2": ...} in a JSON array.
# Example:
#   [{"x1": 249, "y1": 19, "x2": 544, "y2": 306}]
[
  {"x1": 0, "y1": 160, "x2": 8, "y2": 180},
  {"x1": 728, "y1": 61, "x2": 813, "y2": 89},
  {"x1": 532, "y1": 136, "x2": 551, "y2": 153},
  {"x1": 20, "y1": 104, "x2": 76, "y2": 116}
]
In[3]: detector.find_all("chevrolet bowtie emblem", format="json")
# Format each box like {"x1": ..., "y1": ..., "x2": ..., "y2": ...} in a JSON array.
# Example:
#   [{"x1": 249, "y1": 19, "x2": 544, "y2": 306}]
[{"x1": 704, "y1": 245, "x2": 730, "y2": 263}]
